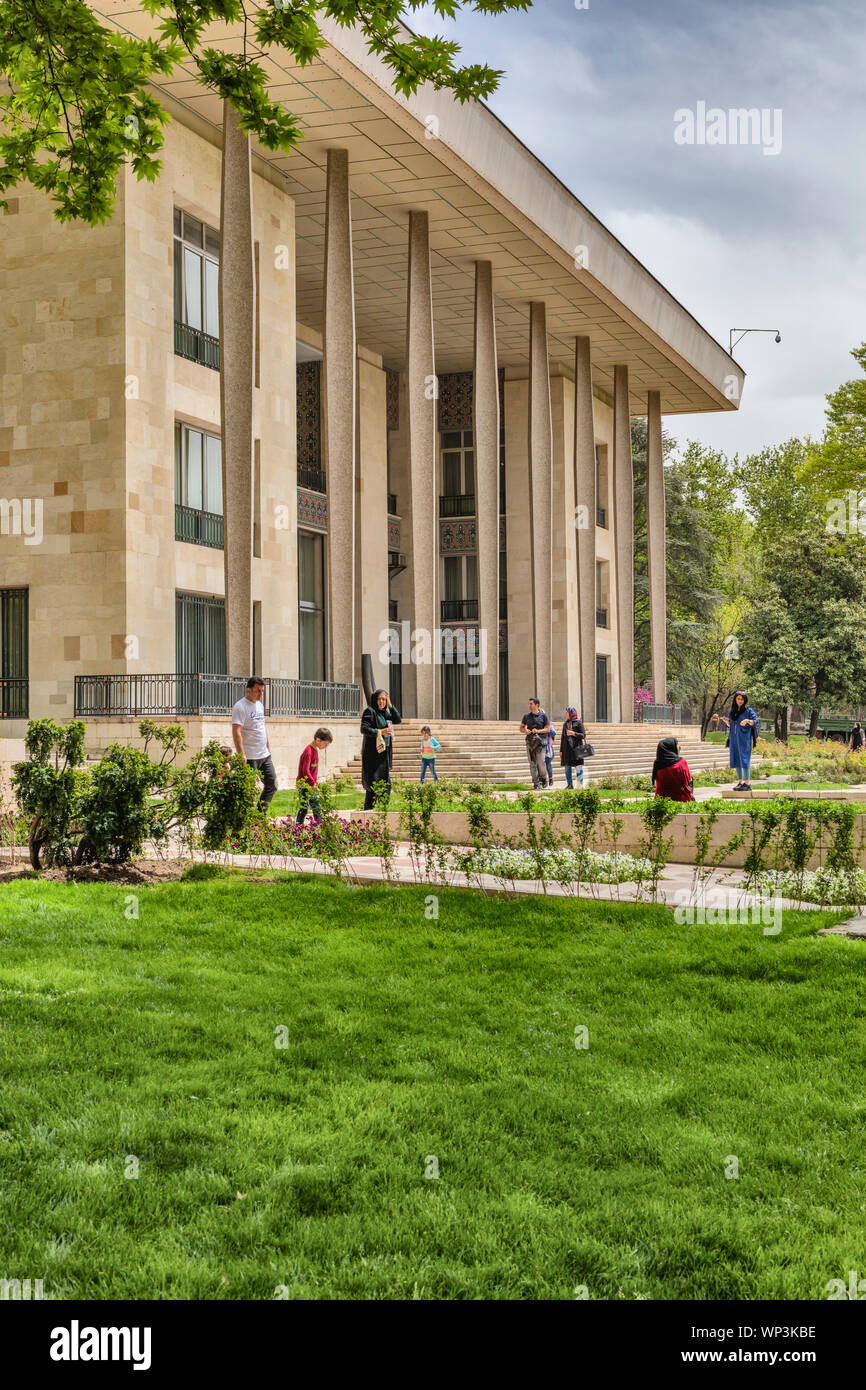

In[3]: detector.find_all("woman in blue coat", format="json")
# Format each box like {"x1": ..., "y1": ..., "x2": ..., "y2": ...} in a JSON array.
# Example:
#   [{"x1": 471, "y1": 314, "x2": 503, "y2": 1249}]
[{"x1": 721, "y1": 691, "x2": 759, "y2": 791}]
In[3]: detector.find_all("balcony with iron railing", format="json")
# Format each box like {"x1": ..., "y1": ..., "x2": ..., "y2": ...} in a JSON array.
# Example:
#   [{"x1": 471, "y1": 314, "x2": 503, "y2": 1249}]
[
  {"x1": 635, "y1": 702, "x2": 686, "y2": 725},
  {"x1": 298, "y1": 465, "x2": 327, "y2": 494},
  {"x1": 174, "y1": 321, "x2": 220, "y2": 370},
  {"x1": 439, "y1": 493, "x2": 475, "y2": 518},
  {"x1": 0, "y1": 677, "x2": 28, "y2": 719},
  {"x1": 175, "y1": 505, "x2": 224, "y2": 549},
  {"x1": 440, "y1": 598, "x2": 479, "y2": 622},
  {"x1": 73, "y1": 673, "x2": 361, "y2": 719}
]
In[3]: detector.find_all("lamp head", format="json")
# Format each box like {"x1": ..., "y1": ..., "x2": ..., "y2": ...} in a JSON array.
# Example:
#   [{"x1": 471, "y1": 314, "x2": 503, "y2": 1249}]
[{"x1": 775, "y1": 332, "x2": 782, "y2": 343}]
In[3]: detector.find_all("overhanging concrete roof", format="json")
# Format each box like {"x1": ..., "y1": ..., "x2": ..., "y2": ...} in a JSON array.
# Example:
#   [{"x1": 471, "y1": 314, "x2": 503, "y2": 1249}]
[{"x1": 91, "y1": 2, "x2": 744, "y2": 415}]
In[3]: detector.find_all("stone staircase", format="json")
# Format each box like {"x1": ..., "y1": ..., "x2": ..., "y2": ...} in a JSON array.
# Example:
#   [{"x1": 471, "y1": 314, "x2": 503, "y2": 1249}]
[{"x1": 336, "y1": 719, "x2": 732, "y2": 786}]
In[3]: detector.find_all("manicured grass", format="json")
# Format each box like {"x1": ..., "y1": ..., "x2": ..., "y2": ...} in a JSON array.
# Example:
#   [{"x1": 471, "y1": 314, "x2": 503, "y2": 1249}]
[{"x1": 0, "y1": 873, "x2": 862, "y2": 1300}]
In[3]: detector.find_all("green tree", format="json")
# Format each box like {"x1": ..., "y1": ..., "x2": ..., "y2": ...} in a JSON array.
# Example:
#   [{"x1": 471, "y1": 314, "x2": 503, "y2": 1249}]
[
  {"x1": 741, "y1": 528, "x2": 866, "y2": 738},
  {"x1": 806, "y1": 342, "x2": 866, "y2": 499},
  {"x1": 0, "y1": 0, "x2": 531, "y2": 224}
]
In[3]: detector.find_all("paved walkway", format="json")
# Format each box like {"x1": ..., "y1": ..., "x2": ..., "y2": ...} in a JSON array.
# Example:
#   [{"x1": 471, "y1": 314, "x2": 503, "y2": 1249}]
[{"x1": 5, "y1": 839, "x2": 864, "y2": 933}]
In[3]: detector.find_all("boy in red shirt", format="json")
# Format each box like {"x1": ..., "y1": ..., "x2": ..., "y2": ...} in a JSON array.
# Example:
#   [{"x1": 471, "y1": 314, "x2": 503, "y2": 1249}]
[
  {"x1": 296, "y1": 728, "x2": 333, "y2": 825},
  {"x1": 652, "y1": 736, "x2": 694, "y2": 802}
]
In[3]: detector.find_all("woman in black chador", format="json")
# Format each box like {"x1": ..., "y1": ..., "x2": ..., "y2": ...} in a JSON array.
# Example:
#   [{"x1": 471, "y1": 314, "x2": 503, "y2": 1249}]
[{"x1": 360, "y1": 689, "x2": 402, "y2": 810}]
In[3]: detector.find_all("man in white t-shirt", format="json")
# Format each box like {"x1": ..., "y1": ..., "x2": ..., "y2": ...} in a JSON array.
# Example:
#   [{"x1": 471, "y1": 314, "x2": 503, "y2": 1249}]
[{"x1": 231, "y1": 677, "x2": 278, "y2": 813}]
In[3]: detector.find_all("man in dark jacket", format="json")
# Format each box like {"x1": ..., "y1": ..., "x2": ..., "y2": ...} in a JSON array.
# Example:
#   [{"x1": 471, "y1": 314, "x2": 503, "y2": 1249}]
[{"x1": 520, "y1": 697, "x2": 551, "y2": 789}]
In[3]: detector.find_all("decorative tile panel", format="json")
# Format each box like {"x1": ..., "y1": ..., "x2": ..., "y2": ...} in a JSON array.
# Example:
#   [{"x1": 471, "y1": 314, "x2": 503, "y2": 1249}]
[
  {"x1": 499, "y1": 621, "x2": 508, "y2": 653},
  {"x1": 296, "y1": 360, "x2": 321, "y2": 471},
  {"x1": 388, "y1": 519, "x2": 401, "y2": 549},
  {"x1": 298, "y1": 489, "x2": 328, "y2": 532},
  {"x1": 499, "y1": 517, "x2": 506, "y2": 551},
  {"x1": 438, "y1": 371, "x2": 473, "y2": 431},
  {"x1": 440, "y1": 519, "x2": 477, "y2": 553},
  {"x1": 386, "y1": 369, "x2": 400, "y2": 431}
]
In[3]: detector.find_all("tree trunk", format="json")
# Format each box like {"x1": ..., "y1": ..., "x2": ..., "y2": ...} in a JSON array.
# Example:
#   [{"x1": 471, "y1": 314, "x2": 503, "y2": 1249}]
[
  {"x1": 780, "y1": 706, "x2": 789, "y2": 743},
  {"x1": 808, "y1": 707, "x2": 820, "y2": 739}
]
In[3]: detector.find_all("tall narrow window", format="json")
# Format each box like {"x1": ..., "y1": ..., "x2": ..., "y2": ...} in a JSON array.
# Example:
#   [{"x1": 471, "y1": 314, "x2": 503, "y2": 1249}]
[
  {"x1": 0, "y1": 587, "x2": 28, "y2": 718},
  {"x1": 175, "y1": 423, "x2": 224, "y2": 548},
  {"x1": 253, "y1": 440, "x2": 261, "y2": 559},
  {"x1": 595, "y1": 444, "x2": 608, "y2": 528},
  {"x1": 298, "y1": 531, "x2": 326, "y2": 681},
  {"x1": 252, "y1": 601, "x2": 262, "y2": 678},
  {"x1": 439, "y1": 429, "x2": 475, "y2": 516},
  {"x1": 596, "y1": 560, "x2": 610, "y2": 628},
  {"x1": 174, "y1": 208, "x2": 220, "y2": 369}
]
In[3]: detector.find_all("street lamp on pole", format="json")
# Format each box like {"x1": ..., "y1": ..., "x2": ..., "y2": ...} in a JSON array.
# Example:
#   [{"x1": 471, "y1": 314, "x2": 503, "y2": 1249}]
[{"x1": 729, "y1": 327, "x2": 782, "y2": 356}]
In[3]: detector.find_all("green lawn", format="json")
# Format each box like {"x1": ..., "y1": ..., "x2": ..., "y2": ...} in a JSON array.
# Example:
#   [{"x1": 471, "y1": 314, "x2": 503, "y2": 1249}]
[{"x1": 0, "y1": 873, "x2": 862, "y2": 1300}]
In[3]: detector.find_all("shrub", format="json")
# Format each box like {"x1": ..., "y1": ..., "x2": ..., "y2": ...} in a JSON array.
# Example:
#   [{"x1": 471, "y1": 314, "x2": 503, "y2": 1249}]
[{"x1": 12, "y1": 719, "x2": 259, "y2": 868}]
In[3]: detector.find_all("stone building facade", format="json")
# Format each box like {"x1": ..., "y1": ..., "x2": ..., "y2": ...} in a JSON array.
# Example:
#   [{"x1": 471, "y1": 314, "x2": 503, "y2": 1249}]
[{"x1": 0, "y1": 13, "x2": 743, "y2": 749}]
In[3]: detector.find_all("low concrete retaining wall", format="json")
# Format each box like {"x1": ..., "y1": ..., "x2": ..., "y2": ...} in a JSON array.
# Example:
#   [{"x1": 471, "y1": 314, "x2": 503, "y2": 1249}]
[
  {"x1": 0, "y1": 718, "x2": 363, "y2": 802},
  {"x1": 348, "y1": 810, "x2": 866, "y2": 870}
]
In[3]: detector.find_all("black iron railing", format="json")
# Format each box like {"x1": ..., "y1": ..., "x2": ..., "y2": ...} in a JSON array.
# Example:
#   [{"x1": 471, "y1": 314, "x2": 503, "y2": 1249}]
[
  {"x1": 439, "y1": 494, "x2": 476, "y2": 518},
  {"x1": 596, "y1": 505, "x2": 607, "y2": 528},
  {"x1": 387, "y1": 493, "x2": 398, "y2": 515},
  {"x1": 441, "y1": 598, "x2": 479, "y2": 622},
  {"x1": 0, "y1": 677, "x2": 28, "y2": 718},
  {"x1": 388, "y1": 552, "x2": 407, "y2": 573},
  {"x1": 635, "y1": 703, "x2": 684, "y2": 724},
  {"x1": 74, "y1": 673, "x2": 361, "y2": 719},
  {"x1": 298, "y1": 465, "x2": 326, "y2": 494},
  {"x1": 175, "y1": 504, "x2": 224, "y2": 549},
  {"x1": 174, "y1": 321, "x2": 220, "y2": 370},
  {"x1": 596, "y1": 607, "x2": 608, "y2": 628}
]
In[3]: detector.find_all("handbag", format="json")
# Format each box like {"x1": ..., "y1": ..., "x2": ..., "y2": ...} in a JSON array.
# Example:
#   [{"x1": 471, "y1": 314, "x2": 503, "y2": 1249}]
[
  {"x1": 580, "y1": 742, "x2": 595, "y2": 757},
  {"x1": 527, "y1": 732, "x2": 544, "y2": 754}
]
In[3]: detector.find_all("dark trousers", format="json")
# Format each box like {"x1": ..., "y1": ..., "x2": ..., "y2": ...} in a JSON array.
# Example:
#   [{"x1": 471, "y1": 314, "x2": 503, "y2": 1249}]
[
  {"x1": 363, "y1": 778, "x2": 391, "y2": 811},
  {"x1": 247, "y1": 755, "x2": 277, "y2": 812}
]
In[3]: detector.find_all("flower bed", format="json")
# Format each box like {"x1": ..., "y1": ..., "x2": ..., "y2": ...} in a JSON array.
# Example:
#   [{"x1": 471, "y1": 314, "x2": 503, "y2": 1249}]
[
  {"x1": 463, "y1": 845, "x2": 653, "y2": 883},
  {"x1": 754, "y1": 867, "x2": 866, "y2": 907},
  {"x1": 223, "y1": 815, "x2": 386, "y2": 857}
]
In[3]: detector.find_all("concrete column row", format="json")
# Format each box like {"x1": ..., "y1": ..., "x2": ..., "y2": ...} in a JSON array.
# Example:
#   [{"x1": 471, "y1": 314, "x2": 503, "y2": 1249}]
[{"x1": 218, "y1": 128, "x2": 666, "y2": 720}]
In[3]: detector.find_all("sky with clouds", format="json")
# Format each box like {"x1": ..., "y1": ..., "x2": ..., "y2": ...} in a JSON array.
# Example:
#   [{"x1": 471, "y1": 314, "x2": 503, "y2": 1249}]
[{"x1": 410, "y1": 0, "x2": 866, "y2": 459}]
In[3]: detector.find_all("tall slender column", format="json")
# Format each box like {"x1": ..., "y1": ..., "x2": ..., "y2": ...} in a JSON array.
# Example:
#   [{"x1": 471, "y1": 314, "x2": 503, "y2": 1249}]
[
  {"x1": 473, "y1": 261, "x2": 499, "y2": 720},
  {"x1": 613, "y1": 364, "x2": 634, "y2": 720},
  {"x1": 219, "y1": 100, "x2": 255, "y2": 675},
  {"x1": 646, "y1": 389, "x2": 666, "y2": 705},
  {"x1": 528, "y1": 302, "x2": 553, "y2": 703},
  {"x1": 573, "y1": 336, "x2": 596, "y2": 720},
  {"x1": 406, "y1": 211, "x2": 438, "y2": 717},
  {"x1": 323, "y1": 149, "x2": 357, "y2": 684}
]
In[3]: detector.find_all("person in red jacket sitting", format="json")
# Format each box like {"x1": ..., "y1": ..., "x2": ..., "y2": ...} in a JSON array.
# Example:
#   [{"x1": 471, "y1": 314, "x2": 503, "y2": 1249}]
[
  {"x1": 652, "y1": 736, "x2": 694, "y2": 802},
  {"x1": 296, "y1": 728, "x2": 333, "y2": 825}
]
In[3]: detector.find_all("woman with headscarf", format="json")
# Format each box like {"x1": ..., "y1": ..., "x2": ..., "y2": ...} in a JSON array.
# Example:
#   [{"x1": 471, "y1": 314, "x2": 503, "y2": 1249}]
[
  {"x1": 852, "y1": 722, "x2": 864, "y2": 752},
  {"x1": 360, "y1": 689, "x2": 402, "y2": 810},
  {"x1": 720, "y1": 691, "x2": 759, "y2": 791},
  {"x1": 652, "y1": 737, "x2": 694, "y2": 802},
  {"x1": 560, "y1": 706, "x2": 587, "y2": 789}
]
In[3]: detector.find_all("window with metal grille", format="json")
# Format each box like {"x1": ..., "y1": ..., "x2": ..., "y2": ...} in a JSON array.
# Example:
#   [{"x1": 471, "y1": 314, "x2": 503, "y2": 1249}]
[
  {"x1": 175, "y1": 592, "x2": 226, "y2": 675},
  {"x1": 298, "y1": 530, "x2": 326, "y2": 681},
  {"x1": 175, "y1": 422, "x2": 223, "y2": 547},
  {"x1": 174, "y1": 208, "x2": 220, "y2": 368},
  {"x1": 0, "y1": 587, "x2": 28, "y2": 717},
  {"x1": 439, "y1": 428, "x2": 475, "y2": 516}
]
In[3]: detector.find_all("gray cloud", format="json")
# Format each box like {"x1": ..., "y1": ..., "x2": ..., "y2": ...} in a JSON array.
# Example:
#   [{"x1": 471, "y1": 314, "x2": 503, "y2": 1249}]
[{"x1": 412, "y1": 0, "x2": 866, "y2": 455}]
